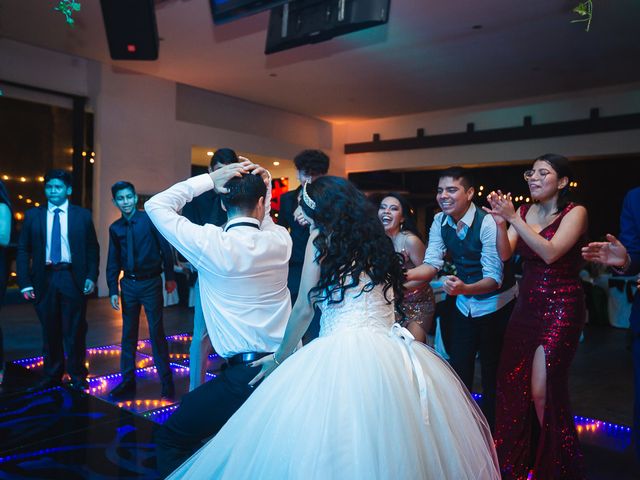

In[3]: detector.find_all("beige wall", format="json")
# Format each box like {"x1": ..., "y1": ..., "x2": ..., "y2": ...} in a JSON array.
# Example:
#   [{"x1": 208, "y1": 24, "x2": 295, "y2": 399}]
[{"x1": 341, "y1": 84, "x2": 640, "y2": 173}]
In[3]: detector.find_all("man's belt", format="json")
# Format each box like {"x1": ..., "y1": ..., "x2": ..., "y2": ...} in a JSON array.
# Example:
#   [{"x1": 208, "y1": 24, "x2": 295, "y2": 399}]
[
  {"x1": 123, "y1": 271, "x2": 161, "y2": 281},
  {"x1": 45, "y1": 262, "x2": 71, "y2": 271},
  {"x1": 226, "y1": 351, "x2": 271, "y2": 366}
]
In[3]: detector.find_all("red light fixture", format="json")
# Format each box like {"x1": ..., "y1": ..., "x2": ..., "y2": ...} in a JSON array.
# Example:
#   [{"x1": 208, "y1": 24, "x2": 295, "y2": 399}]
[{"x1": 126, "y1": 44, "x2": 137, "y2": 53}]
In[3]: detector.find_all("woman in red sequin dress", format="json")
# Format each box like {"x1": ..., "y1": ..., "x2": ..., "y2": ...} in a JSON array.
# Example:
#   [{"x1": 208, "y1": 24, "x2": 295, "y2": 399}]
[{"x1": 485, "y1": 154, "x2": 587, "y2": 479}]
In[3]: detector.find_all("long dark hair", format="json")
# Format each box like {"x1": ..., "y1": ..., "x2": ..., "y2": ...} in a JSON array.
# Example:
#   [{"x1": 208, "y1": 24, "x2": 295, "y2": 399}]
[
  {"x1": 379, "y1": 192, "x2": 422, "y2": 240},
  {"x1": 535, "y1": 153, "x2": 574, "y2": 214},
  {"x1": 301, "y1": 176, "x2": 405, "y2": 309}
]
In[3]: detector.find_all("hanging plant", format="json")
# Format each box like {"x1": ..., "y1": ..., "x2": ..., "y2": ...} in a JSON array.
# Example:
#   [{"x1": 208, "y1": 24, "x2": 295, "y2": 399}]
[
  {"x1": 54, "y1": 0, "x2": 81, "y2": 27},
  {"x1": 572, "y1": 0, "x2": 593, "y2": 31}
]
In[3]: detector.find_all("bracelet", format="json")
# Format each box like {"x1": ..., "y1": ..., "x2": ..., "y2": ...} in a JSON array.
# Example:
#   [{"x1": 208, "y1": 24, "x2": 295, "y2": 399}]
[
  {"x1": 611, "y1": 253, "x2": 632, "y2": 275},
  {"x1": 273, "y1": 352, "x2": 282, "y2": 366}
]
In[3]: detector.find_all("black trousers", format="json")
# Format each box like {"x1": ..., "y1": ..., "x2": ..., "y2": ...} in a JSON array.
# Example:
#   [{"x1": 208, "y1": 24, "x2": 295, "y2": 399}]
[
  {"x1": 155, "y1": 361, "x2": 260, "y2": 477},
  {"x1": 446, "y1": 298, "x2": 515, "y2": 430},
  {"x1": 120, "y1": 276, "x2": 172, "y2": 385},
  {"x1": 34, "y1": 269, "x2": 87, "y2": 382}
]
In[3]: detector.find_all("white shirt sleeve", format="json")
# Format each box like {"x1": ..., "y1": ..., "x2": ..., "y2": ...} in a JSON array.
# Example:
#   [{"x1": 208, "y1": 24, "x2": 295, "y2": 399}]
[
  {"x1": 144, "y1": 174, "x2": 221, "y2": 271},
  {"x1": 479, "y1": 214, "x2": 503, "y2": 287},
  {"x1": 423, "y1": 213, "x2": 446, "y2": 271}
]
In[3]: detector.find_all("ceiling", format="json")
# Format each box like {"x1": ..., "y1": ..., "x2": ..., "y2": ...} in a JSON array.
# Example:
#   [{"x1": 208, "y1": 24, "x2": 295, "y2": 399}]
[{"x1": 1, "y1": 0, "x2": 640, "y2": 122}]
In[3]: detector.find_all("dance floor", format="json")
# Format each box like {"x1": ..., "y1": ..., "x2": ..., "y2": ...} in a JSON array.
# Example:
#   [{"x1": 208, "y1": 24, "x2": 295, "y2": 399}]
[{"x1": 1, "y1": 333, "x2": 639, "y2": 478}]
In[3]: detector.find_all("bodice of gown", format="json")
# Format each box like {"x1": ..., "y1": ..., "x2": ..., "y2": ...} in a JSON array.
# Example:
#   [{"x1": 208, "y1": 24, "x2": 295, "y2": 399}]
[
  {"x1": 516, "y1": 203, "x2": 585, "y2": 283},
  {"x1": 319, "y1": 280, "x2": 396, "y2": 337}
]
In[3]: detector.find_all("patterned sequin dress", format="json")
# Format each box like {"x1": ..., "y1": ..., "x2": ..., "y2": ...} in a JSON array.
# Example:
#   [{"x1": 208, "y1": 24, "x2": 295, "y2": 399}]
[
  {"x1": 496, "y1": 203, "x2": 586, "y2": 480},
  {"x1": 396, "y1": 232, "x2": 436, "y2": 332}
]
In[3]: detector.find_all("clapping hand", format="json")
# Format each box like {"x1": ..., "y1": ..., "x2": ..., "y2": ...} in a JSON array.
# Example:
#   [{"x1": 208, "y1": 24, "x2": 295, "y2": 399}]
[
  {"x1": 581, "y1": 234, "x2": 629, "y2": 267},
  {"x1": 248, "y1": 354, "x2": 279, "y2": 387},
  {"x1": 483, "y1": 190, "x2": 516, "y2": 224}
]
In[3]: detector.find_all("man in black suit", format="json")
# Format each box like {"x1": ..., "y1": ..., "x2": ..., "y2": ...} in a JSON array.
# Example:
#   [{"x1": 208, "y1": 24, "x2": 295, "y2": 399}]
[
  {"x1": 17, "y1": 169, "x2": 99, "y2": 391},
  {"x1": 106, "y1": 181, "x2": 176, "y2": 401},
  {"x1": 278, "y1": 149, "x2": 329, "y2": 342},
  {"x1": 181, "y1": 148, "x2": 235, "y2": 391}
]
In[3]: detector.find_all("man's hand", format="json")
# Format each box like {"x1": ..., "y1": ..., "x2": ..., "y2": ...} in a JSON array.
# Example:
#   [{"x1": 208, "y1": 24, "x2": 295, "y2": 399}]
[
  {"x1": 22, "y1": 288, "x2": 35, "y2": 301},
  {"x1": 165, "y1": 280, "x2": 177, "y2": 294},
  {"x1": 293, "y1": 205, "x2": 309, "y2": 227},
  {"x1": 83, "y1": 279, "x2": 95, "y2": 295},
  {"x1": 110, "y1": 294, "x2": 120, "y2": 310},
  {"x1": 443, "y1": 275, "x2": 468, "y2": 296},
  {"x1": 581, "y1": 234, "x2": 629, "y2": 267},
  {"x1": 209, "y1": 162, "x2": 250, "y2": 194}
]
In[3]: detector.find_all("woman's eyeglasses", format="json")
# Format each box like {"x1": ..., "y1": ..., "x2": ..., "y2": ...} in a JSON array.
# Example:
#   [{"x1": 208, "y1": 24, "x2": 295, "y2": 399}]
[{"x1": 523, "y1": 169, "x2": 553, "y2": 181}]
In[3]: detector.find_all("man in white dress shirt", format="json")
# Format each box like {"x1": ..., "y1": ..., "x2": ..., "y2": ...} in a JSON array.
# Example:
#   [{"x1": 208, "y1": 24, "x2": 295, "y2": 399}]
[
  {"x1": 406, "y1": 167, "x2": 517, "y2": 430},
  {"x1": 145, "y1": 160, "x2": 292, "y2": 476}
]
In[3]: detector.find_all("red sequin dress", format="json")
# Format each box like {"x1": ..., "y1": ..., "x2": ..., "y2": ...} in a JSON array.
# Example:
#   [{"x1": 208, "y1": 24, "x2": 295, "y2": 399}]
[{"x1": 496, "y1": 203, "x2": 586, "y2": 480}]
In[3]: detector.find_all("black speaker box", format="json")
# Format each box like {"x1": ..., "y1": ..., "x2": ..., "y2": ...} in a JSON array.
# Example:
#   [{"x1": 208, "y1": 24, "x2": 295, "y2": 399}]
[
  {"x1": 265, "y1": 0, "x2": 390, "y2": 54},
  {"x1": 100, "y1": 0, "x2": 159, "y2": 60}
]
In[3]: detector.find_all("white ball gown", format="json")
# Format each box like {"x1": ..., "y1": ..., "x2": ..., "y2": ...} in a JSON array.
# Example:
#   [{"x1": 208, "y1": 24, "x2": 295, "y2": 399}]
[{"x1": 168, "y1": 281, "x2": 501, "y2": 479}]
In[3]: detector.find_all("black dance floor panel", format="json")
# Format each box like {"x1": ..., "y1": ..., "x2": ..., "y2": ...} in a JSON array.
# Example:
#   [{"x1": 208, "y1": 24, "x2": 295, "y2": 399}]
[{"x1": 0, "y1": 412, "x2": 160, "y2": 479}]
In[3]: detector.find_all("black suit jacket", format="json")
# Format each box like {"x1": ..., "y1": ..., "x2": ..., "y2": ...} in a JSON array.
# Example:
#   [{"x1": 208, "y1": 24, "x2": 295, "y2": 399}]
[
  {"x1": 17, "y1": 204, "x2": 99, "y2": 302},
  {"x1": 278, "y1": 187, "x2": 309, "y2": 266}
]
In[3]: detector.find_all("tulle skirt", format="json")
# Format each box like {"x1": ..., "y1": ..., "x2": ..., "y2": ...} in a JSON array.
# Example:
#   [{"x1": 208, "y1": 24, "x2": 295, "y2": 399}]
[{"x1": 169, "y1": 324, "x2": 500, "y2": 479}]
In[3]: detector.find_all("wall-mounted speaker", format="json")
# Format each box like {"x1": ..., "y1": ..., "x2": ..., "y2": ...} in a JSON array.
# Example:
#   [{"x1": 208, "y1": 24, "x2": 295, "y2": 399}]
[{"x1": 100, "y1": 0, "x2": 159, "y2": 60}]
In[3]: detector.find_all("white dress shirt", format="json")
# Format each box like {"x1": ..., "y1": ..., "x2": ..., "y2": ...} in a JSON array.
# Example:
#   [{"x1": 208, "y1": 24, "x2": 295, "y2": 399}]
[
  {"x1": 424, "y1": 203, "x2": 517, "y2": 317},
  {"x1": 46, "y1": 200, "x2": 72, "y2": 264},
  {"x1": 145, "y1": 174, "x2": 293, "y2": 358}
]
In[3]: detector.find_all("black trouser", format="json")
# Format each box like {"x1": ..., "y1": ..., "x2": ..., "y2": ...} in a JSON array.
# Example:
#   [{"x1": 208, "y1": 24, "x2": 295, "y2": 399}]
[
  {"x1": 155, "y1": 361, "x2": 260, "y2": 477},
  {"x1": 446, "y1": 298, "x2": 515, "y2": 430},
  {"x1": 34, "y1": 269, "x2": 87, "y2": 382},
  {"x1": 120, "y1": 276, "x2": 172, "y2": 385}
]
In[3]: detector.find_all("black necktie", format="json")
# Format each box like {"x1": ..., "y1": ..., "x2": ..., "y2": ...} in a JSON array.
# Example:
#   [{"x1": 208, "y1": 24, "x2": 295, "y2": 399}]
[
  {"x1": 126, "y1": 220, "x2": 135, "y2": 272},
  {"x1": 51, "y1": 208, "x2": 62, "y2": 264}
]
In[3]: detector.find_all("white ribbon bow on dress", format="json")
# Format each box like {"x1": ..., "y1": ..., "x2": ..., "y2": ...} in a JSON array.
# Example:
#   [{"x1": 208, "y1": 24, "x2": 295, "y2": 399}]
[{"x1": 389, "y1": 323, "x2": 431, "y2": 425}]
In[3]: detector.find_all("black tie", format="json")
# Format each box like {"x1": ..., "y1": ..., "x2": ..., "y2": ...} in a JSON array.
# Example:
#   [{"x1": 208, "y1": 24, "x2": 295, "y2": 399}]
[
  {"x1": 126, "y1": 220, "x2": 135, "y2": 272},
  {"x1": 51, "y1": 208, "x2": 62, "y2": 264}
]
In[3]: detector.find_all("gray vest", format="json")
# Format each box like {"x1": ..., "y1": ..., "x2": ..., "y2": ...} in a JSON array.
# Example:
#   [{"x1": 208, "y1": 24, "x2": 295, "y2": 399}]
[{"x1": 441, "y1": 206, "x2": 515, "y2": 299}]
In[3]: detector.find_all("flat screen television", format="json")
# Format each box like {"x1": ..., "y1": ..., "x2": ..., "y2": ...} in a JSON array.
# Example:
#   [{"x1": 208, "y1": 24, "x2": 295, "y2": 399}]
[
  {"x1": 265, "y1": 0, "x2": 390, "y2": 54},
  {"x1": 210, "y1": 0, "x2": 289, "y2": 24}
]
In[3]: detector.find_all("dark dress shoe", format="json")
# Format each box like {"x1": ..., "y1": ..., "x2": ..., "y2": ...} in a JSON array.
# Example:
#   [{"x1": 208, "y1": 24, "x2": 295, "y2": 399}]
[
  {"x1": 68, "y1": 378, "x2": 90, "y2": 392},
  {"x1": 26, "y1": 378, "x2": 62, "y2": 393},
  {"x1": 161, "y1": 382, "x2": 175, "y2": 402},
  {"x1": 108, "y1": 380, "x2": 136, "y2": 400}
]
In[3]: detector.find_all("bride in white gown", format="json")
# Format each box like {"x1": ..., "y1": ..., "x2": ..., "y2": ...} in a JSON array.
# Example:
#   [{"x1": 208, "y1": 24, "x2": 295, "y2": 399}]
[{"x1": 169, "y1": 176, "x2": 500, "y2": 479}]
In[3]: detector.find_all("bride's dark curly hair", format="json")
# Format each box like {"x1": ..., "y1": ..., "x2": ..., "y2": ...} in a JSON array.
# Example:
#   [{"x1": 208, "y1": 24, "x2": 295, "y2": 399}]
[{"x1": 300, "y1": 176, "x2": 405, "y2": 310}]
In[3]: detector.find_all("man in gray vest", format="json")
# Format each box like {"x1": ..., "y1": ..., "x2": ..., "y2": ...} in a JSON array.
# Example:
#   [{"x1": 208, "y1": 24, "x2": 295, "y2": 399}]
[{"x1": 406, "y1": 167, "x2": 517, "y2": 429}]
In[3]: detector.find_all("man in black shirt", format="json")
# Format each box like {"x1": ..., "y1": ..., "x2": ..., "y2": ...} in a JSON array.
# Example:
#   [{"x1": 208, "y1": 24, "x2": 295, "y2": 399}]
[
  {"x1": 106, "y1": 181, "x2": 176, "y2": 400},
  {"x1": 278, "y1": 150, "x2": 329, "y2": 342}
]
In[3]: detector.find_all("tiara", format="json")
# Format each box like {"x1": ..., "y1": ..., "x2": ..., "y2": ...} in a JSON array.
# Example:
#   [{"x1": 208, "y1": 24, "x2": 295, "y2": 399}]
[{"x1": 302, "y1": 181, "x2": 316, "y2": 210}]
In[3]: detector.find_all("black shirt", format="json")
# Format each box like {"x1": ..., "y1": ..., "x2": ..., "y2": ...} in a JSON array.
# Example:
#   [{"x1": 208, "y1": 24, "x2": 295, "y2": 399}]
[
  {"x1": 106, "y1": 210, "x2": 175, "y2": 296},
  {"x1": 181, "y1": 190, "x2": 227, "y2": 227}
]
